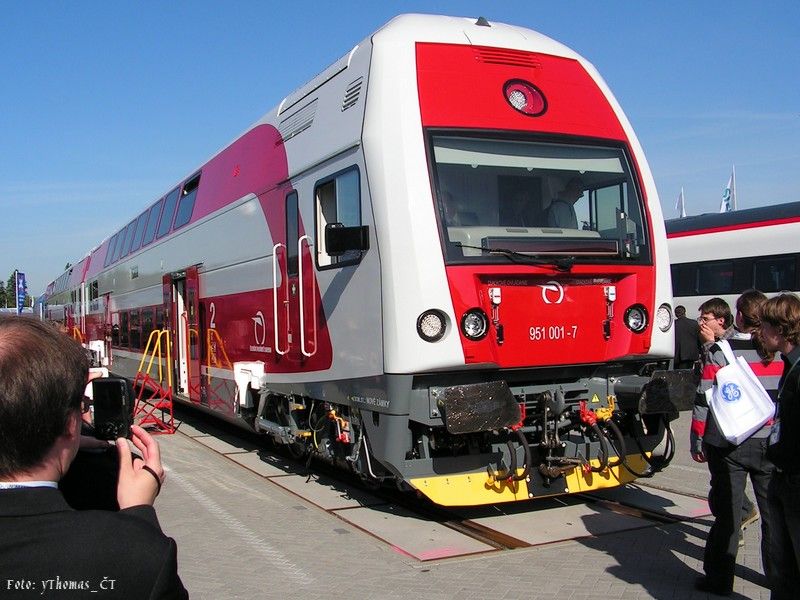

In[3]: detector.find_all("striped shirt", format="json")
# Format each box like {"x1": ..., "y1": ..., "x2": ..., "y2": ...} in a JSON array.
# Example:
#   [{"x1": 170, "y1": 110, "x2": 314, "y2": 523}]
[{"x1": 691, "y1": 328, "x2": 782, "y2": 447}]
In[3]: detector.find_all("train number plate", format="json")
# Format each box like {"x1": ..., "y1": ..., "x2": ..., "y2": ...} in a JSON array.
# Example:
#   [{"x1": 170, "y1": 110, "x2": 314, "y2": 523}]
[{"x1": 529, "y1": 324, "x2": 578, "y2": 341}]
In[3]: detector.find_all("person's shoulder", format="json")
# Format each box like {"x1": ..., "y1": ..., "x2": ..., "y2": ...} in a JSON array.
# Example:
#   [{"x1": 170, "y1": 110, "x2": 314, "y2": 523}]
[{"x1": 71, "y1": 505, "x2": 167, "y2": 543}]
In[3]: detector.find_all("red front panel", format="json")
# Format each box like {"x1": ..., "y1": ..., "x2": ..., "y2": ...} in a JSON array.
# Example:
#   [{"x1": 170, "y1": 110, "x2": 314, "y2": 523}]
[
  {"x1": 416, "y1": 43, "x2": 626, "y2": 140},
  {"x1": 418, "y1": 43, "x2": 656, "y2": 368},
  {"x1": 447, "y1": 265, "x2": 653, "y2": 367}
]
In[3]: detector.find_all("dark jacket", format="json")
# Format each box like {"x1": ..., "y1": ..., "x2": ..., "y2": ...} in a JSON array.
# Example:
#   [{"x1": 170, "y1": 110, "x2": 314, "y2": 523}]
[
  {"x1": 674, "y1": 316, "x2": 701, "y2": 364},
  {"x1": 0, "y1": 487, "x2": 188, "y2": 599},
  {"x1": 768, "y1": 345, "x2": 800, "y2": 471}
]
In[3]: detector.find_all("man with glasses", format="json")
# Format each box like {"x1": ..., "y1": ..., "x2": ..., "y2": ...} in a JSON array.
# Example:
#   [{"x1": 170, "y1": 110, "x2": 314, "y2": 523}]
[
  {"x1": 0, "y1": 316, "x2": 187, "y2": 599},
  {"x1": 691, "y1": 295, "x2": 781, "y2": 596}
]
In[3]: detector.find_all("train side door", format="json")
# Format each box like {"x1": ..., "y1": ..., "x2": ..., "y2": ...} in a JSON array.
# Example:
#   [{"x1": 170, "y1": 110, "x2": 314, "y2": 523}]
[
  {"x1": 279, "y1": 190, "x2": 316, "y2": 364},
  {"x1": 163, "y1": 267, "x2": 202, "y2": 403},
  {"x1": 283, "y1": 191, "x2": 317, "y2": 363}
]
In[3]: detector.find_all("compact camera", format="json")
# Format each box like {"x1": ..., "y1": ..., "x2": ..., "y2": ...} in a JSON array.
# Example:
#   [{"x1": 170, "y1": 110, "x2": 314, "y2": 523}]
[{"x1": 91, "y1": 377, "x2": 134, "y2": 440}]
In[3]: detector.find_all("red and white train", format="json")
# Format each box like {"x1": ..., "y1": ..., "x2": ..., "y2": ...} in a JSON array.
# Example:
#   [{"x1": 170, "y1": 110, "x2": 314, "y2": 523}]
[
  {"x1": 667, "y1": 201, "x2": 800, "y2": 318},
  {"x1": 44, "y1": 14, "x2": 683, "y2": 506}
]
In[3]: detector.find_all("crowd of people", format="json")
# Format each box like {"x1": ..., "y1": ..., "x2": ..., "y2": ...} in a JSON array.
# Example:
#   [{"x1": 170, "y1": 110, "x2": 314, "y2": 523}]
[{"x1": 677, "y1": 291, "x2": 800, "y2": 598}]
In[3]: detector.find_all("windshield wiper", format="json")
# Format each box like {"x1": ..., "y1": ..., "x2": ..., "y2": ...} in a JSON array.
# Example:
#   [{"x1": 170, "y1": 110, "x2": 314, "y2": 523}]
[{"x1": 455, "y1": 243, "x2": 574, "y2": 272}]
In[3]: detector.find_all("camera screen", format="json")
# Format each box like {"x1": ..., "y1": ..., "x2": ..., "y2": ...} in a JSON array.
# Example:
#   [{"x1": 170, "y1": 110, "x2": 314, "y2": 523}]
[{"x1": 92, "y1": 378, "x2": 133, "y2": 440}]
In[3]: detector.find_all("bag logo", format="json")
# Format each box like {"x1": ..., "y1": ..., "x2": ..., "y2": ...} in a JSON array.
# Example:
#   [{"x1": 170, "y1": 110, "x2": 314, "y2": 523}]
[{"x1": 720, "y1": 382, "x2": 741, "y2": 403}]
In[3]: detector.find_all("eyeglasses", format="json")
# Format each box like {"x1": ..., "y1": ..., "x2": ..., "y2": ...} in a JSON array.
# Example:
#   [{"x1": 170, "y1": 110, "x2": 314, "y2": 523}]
[{"x1": 697, "y1": 315, "x2": 717, "y2": 324}]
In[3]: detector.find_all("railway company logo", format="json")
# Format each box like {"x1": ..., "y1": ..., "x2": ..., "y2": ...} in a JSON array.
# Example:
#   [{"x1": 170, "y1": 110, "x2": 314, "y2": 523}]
[
  {"x1": 539, "y1": 281, "x2": 565, "y2": 304},
  {"x1": 252, "y1": 311, "x2": 267, "y2": 345},
  {"x1": 720, "y1": 382, "x2": 741, "y2": 403},
  {"x1": 249, "y1": 311, "x2": 271, "y2": 353}
]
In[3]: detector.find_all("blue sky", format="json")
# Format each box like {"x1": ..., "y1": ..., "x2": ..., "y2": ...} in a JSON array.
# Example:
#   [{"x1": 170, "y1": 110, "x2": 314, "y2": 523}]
[{"x1": 1, "y1": 1, "x2": 798, "y2": 294}]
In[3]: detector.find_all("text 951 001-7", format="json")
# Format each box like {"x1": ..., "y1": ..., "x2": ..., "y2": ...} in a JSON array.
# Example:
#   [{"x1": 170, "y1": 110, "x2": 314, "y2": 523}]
[{"x1": 529, "y1": 324, "x2": 578, "y2": 341}]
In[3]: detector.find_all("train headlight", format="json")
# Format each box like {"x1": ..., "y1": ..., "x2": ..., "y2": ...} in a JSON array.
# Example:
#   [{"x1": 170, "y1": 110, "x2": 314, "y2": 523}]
[
  {"x1": 503, "y1": 80, "x2": 547, "y2": 117},
  {"x1": 624, "y1": 304, "x2": 648, "y2": 333},
  {"x1": 417, "y1": 310, "x2": 447, "y2": 342},
  {"x1": 461, "y1": 309, "x2": 488, "y2": 340},
  {"x1": 656, "y1": 304, "x2": 673, "y2": 332}
]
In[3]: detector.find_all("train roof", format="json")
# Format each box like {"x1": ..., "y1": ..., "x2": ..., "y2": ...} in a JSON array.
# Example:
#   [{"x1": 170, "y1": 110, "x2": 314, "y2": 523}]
[{"x1": 665, "y1": 201, "x2": 800, "y2": 236}]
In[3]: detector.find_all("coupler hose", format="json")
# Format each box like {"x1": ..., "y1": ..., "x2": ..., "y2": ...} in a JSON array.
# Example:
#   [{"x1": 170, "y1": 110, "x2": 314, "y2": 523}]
[
  {"x1": 635, "y1": 414, "x2": 675, "y2": 470},
  {"x1": 488, "y1": 429, "x2": 531, "y2": 482},
  {"x1": 605, "y1": 418, "x2": 651, "y2": 478},
  {"x1": 511, "y1": 429, "x2": 531, "y2": 482},
  {"x1": 619, "y1": 414, "x2": 676, "y2": 478},
  {"x1": 588, "y1": 422, "x2": 609, "y2": 473},
  {"x1": 603, "y1": 418, "x2": 626, "y2": 468},
  {"x1": 579, "y1": 401, "x2": 609, "y2": 473}
]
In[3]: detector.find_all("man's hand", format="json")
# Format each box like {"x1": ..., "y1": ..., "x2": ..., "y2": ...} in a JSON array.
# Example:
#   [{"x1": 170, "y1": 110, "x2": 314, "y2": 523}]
[
  {"x1": 698, "y1": 322, "x2": 715, "y2": 344},
  {"x1": 115, "y1": 425, "x2": 165, "y2": 509}
]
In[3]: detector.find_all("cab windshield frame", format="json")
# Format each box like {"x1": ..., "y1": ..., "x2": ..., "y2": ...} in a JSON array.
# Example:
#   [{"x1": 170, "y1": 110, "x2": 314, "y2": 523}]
[{"x1": 426, "y1": 131, "x2": 651, "y2": 266}]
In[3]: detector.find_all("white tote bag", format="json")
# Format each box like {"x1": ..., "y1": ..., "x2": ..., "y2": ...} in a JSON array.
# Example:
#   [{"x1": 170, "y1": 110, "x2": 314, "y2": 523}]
[{"x1": 705, "y1": 340, "x2": 775, "y2": 445}]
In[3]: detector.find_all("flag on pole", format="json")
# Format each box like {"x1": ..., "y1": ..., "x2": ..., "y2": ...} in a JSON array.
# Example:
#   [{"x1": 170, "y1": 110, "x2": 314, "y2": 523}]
[
  {"x1": 675, "y1": 187, "x2": 686, "y2": 218},
  {"x1": 719, "y1": 166, "x2": 736, "y2": 213},
  {"x1": 15, "y1": 271, "x2": 27, "y2": 315}
]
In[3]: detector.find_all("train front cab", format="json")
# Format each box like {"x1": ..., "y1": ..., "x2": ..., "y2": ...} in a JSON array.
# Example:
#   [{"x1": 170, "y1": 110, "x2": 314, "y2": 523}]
[
  {"x1": 354, "y1": 19, "x2": 691, "y2": 506},
  {"x1": 362, "y1": 133, "x2": 686, "y2": 506}
]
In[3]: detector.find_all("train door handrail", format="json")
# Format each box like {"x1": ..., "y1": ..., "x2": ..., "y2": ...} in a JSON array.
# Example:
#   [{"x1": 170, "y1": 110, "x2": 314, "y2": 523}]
[
  {"x1": 272, "y1": 242, "x2": 289, "y2": 356},
  {"x1": 136, "y1": 329, "x2": 172, "y2": 389},
  {"x1": 206, "y1": 328, "x2": 232, "y2": 383},
  {"x1": 180, "y1": 312, "x2": 197, "y2": 396},
  {"x1": 298, "y1": 235, "x2": 317, "y2": 358}
]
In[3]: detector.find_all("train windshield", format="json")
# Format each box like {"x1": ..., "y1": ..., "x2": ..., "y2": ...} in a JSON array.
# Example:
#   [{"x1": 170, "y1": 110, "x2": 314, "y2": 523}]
[{"x1": 430, "y1": 135, "x2": 650, "y2": 265}]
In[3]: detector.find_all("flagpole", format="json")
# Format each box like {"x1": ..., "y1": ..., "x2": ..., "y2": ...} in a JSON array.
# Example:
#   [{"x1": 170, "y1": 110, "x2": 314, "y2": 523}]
[{"x1": 732, "y1": 165, "x2": 737, "y2": 210}]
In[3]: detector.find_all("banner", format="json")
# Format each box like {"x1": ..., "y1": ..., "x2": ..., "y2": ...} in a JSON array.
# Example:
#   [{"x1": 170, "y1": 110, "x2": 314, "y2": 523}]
[
  {"x1": 15, "y1": 271, "x2": 26, "y2": 315},
  {"x1": 675, "y1": 187, "x2": 686, "y2": 218},
  {"x1": 719, "y1": 166, "x2": 736, "y2": 213}
]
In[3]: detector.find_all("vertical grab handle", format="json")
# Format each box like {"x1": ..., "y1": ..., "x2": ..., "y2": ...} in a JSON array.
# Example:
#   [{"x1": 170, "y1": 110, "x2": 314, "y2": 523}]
[
  {"x1": 272, "y1": 243, "x2": 288, "y2": 356},
  {"x1": 298, "y1": 235, "x2": 317, "y2": 358}
]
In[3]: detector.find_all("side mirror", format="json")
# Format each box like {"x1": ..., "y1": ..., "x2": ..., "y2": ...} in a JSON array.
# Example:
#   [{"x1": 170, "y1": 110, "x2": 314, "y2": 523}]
[{"x1": 325, "y1": 223, "x2": 369, "y2": 257}]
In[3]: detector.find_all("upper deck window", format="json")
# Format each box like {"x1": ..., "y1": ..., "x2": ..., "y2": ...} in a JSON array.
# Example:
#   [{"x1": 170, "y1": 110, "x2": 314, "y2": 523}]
[
  {"x1": 129, "y1": 210, "x2": 149, "y2": 254},
  {"x1": 173, "y1": 173, "x2": 200, "y2": 230},
  {"x1": 119, "y1": 219, "x2": 138, "y2": 259},
  {"x1": 429, "y1": 135, "x2": 649, "y2": 265},
  {"x1": 156, "y1": 188, "x2": 180, "y2": 239},
  {"x1": 104, "y1": 234, "x2": 119, "y2": 267},
  {"x1": 141, "y1": 198, "x2": 164, "y2": 247}
]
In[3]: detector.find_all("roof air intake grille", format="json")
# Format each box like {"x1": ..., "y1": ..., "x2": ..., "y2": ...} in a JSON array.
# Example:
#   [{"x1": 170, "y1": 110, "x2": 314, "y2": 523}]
[
  {"x1": 342, "y1": 77, "x2": 363, "y2": 111},
  {"x1": 475, "y1": 48, "x2": 541, "y2": 69}
]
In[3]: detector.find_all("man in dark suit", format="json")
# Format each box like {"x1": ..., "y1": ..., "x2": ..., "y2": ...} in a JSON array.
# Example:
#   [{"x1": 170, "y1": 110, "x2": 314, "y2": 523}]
[
  {"x1": 673, "y1": 305, "x2": 701, "y2": 369},
  {"x1": 0, "y1": 316, "x2": 187, "y2": 599}
]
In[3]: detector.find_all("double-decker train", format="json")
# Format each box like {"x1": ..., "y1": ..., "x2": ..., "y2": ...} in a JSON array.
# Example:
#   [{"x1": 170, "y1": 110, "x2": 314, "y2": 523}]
[
  {"x1": 667, "y1": 201, "x2": 800, "y2": 317},
  {"x1": 43, "y1": 14, "x2": 686, "y2": 506}
]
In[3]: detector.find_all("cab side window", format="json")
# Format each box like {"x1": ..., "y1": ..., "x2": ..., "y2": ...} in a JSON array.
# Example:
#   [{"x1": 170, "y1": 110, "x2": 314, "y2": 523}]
[{"x1": 315, "y1": 167, "x2": 361, "y2": 268}]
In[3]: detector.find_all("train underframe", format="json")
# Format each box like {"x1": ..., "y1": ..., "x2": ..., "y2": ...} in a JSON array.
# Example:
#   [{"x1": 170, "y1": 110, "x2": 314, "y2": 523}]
[{"x1": 247, "y1": 361, "x2": 693, "y2": 506}]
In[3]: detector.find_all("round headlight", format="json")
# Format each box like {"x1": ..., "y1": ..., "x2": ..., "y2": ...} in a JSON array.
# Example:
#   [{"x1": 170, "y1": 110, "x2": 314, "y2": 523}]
[
  {"x1": 503, "y1": 79, "x2": 547, "y2": 117},
  {"x1": 624, "y1": 304, "x2": 648, "y2": 333},
  {"x1": 461, "y1": 309, "x2": 488, "y2": 340},
  {"x1": 417, "y1": 310, "x2": 446, "y2": 342},
  {"x1": 656, "y1": 304, "x2": 673, "y2": 332}
]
